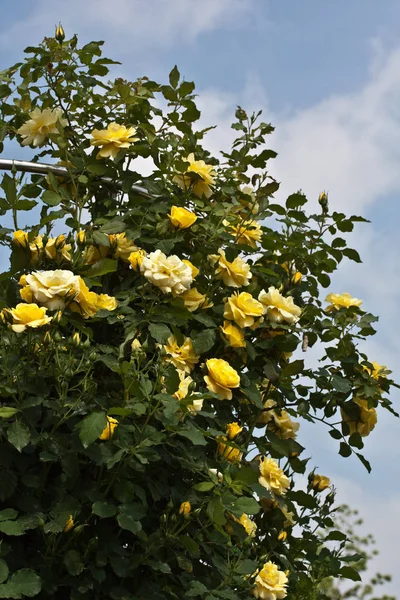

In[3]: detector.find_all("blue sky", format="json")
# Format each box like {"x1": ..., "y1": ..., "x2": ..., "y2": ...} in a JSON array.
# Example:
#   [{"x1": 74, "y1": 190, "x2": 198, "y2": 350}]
[{"x1": 1, "y1": 0, "x2": 399, "y2": 593}]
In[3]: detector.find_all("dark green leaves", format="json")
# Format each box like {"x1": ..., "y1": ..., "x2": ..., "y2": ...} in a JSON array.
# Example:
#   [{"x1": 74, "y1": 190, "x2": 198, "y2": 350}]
[
  {"x1": 7, "y1": 422, "x2": 30, "y2": 452},
  {"x1": 169, "y1": 65, "x2": 180, "y2": 89},
  {"x1": 149, "y1": 323, "x2": 171, "y2": 344},
  {"x1": 0, "y1": 569, "x2": 42, "y2": 598},
  {"x1": 41, "y1": 190, "x2": 61, "y2": 206},
  {"x1": 78, "y1": 412, "x2": 108, "y2": 448},
  {"x1": 192, "y1": 329, "x2": 216, "y2": 354}
]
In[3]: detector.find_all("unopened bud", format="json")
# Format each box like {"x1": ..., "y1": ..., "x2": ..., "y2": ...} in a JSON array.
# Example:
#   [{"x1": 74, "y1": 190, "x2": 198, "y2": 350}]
[
  {"x1": 55, "y1": 23, "x2": 65, "y2": 44},
  {"x1": 72, "y1": 332, "x2": 81, "y2": 346},
  {"x1": 318, "y1": 191, "x2": 329, "y2": 213},
  {"x1": 53, "y1": 310, "x2": 63, "y2": 324},
  {"x1": 179, "y1": 501, "x2": 191, "y2": 517},
  {"x1": 278, "y1": 531, "x2": 287, "y2": 542},
  {"x1": 76, "y1": 230, "x2": 86, "y2": 245}
]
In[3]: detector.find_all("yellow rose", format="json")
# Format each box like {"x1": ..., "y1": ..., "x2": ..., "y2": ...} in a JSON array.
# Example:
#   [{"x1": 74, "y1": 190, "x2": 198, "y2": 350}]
[
  {"x1": 76, "y1": 230, "x2": 86, "y2": 244},
  {"x1": 3, "y1": 303, "x2": 52, "y2": 333},
  {"x1": 128, "y1": 249, "x2": 146, "y2": 270},
  {"x1": 141, "y1": 250, "x2": 192, "y2": 295},
  {"x1": 277, "y1": 530, "x2": 287, "y2": 542},
  {"x1": 13, "y1": 230, "x2": 29, "y2": 246},
  {"x1": 217, "y1": 436, "x2": 242, "y2": 462},
  {"x1": 55, "y1": 23, "x2": 65, "y2": 43},
  {"x1": 221, "y1": 321, "x2": 246, "y2": 348},
  {"x1": 204, "y1": 358, "x2": 240, "y2": 400},
  {"x1": 99, "y1": 416, "x2": 119, "y2": 440},
  {"x1": 226, "y1": 422, "x2": 243, "y2": 440},
  {"x1": 234, "y1": 513, "x2": 257, "y2": 538},
  {"x1": 182, "y1": 288, "x2": 207, "y2": 312},
  {"x1": 179, "y1": 501, "x2": 191, "y2": 516},
  {"x1": 109, "y1": 232, "x2": 138, "y2": 262},
  {"x1": 226, "y1": 219, "x2": 262, "y2": 249},
  {"x1": 182, "y1": 259, "x2": 199, "y2": 279},
  {"x1": 253, "y1": 561, "x2": 288, "y2": 600},
  {"x1": 363, "y1": 360, "x2": 389, "y2": 380},
  {"x1": 325, "y1": 292, "x2": 363, "y2": 311},
  {"x1": 96, "y1": 293, "x2": 118, "y2": 312},
  {"x1": 17, "y1": 107, "x2": 67, "y2": 147},
  {"x1": 224, "y1": 292, "x2": 264, "y2": 328},
  {"x1": 83, "y1": 244, "x2": 110, "y2": 265},
  {"x1": 90, "y1": 123, "x2": 139, "y2": 159},
  {"x1": 164, "y1": 336, "x2": 199, "y2": 373},
  {"x1": 44, "y1": 235, "x2": 72, "y2": 261},
  {"x1": 258, "y1": 457, "x2": 290, "y2": 496},
  {"x1": 70, "y1": 277, "x2": 117, "y2": 319},
  {"x1": 64, "y1": 515, "x2": 74, "y2": 532},
  {"x1": 341, "y1": 398, "x2": 377, "y2": 437},
  {"x1": 209, "y1": 249, "x2": 252, "y2": 288},
  {"x1": 21, "y1": 270, "x2": 80, "y2": 310},
  {"x1": 173, "y1": 153, "x2": 216, "y2": 198},
  {"x1": 257, "y1": 399, "x2": 299, "y2": 440},
  {"x1": 173, "y1": 370, "x2": 194, "y2": 401},
  {"x1": 311, "y1": 474, "x2": 330, "y2": 492},
  {"x1": 168, "y1": 206, "x2": 197, "y2": 229},
  {"x1": 258, "y1": 287, "x2": 301, "y2": 327}
]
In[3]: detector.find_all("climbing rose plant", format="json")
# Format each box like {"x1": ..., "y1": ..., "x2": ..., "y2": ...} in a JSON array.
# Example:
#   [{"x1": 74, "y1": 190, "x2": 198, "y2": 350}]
[{"x1": 0, "y1": 31, "x2": 397, "y2": 600}]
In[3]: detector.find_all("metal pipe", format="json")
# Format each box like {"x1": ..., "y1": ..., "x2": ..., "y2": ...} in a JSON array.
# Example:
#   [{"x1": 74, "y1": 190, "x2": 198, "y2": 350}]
[{"x1": 0, "y1": 158, "x2": 151, "y2": 197}]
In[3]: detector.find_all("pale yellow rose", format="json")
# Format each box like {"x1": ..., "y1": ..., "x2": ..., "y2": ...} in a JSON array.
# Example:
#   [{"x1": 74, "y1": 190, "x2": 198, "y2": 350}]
[
  {"x1": 128, "y1": 249, "x2": 146, "y2": 270},
  {"x1": 3, "y1": 303, "x2": 52, "y2": 333},
  {"x1": 325, "y1": 292, "x2": 363, "y2": 311},
  {"x1": 234, "y1": 513, "x2": 257, "y2": 538},
  {"x1": 225, "y1": 219, "x2": 262, "y2": 249},
  {"x1": 221, "y1": 321, "x2": 246, "y2": 348},
  {"x1": 179, "y1": 501, "x2": 191, "y2": 516},
  {"x1": 224, "y1": 291, "x2": 264, "y2": 328},
  {"x1": 182, "y1": 288, "x2": 207, "y2": 312},
  {"x1": 17, "y1": 107, "x2": 67, "y2": 147},
  {"x1": 311, "y1": 474, "x2": 330, "y2": 492},
  {"x1": 253, "y1": 561, "x2": 288, "y2": 600},
  {"x1": 99, "y1": 416, "x2": 119, "y2": 440},
  {"x1": 173, "y1": 370, "x2": 194, "y2": 401},
  {"x1": 258, "y1": 287, "x2": 301, "y2": 327},
  {"x1": 44, "y1": 235, "x2": 72, "y2": 262},
  {"x1": 258, "y1": 457, "x2": 290, "y2": 496},
  {"x1": 341, "y1": 398, "x2": 377, "y2": 437},
  {"x1": 83, "y1": 244, "x2": 110, "y2": 265},
  {"x1": 164, "y1": 336, "x2": 199, "y2": 373},
  {"x1": 209, "y1": 249, "x2": 252, "y2": 288},
  {"x1": 109, "y1": 232, "x2": 138, "y2": 262},
  {"x1": 182, "y1": 259, "x2": 199, "y2": 278},
  {"x1": 173, "y1": 153, "x2": 216, "y2": 198},
  {"x1": 90, "y1": 123, "x2": 139, "y2": 159},
  {"x1": 238, "y1": 186, "x2": 259, "y2": 215},
  {"x1": 21, "y1": 270, "x2": 80, "y2": 310},
  {"x1": 141, "y1": 250, "x2": 192, "y2": 295},
  {"x1": 258, "y1": 399, "x2": 299, "y2": 440},
  {"x1": 204, "y1": 358, "x2": 240, "y2": 400},
  {"x1": 168, "y1": 206, "x2": 197, "y2": 229}
]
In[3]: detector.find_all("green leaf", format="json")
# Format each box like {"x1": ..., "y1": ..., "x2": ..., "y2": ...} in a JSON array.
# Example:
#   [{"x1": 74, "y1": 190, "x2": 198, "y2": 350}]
[
  {"x1": 99, "y1": 220, "x2": 126, "y2": 234},
  {"x1": 92, "y1": 501, "x2": 117, "y2": 518},
  {"x1": 179, "y1": 423, "x2": 207, "y2": 446},
  {"x1": 193, "y1": 481, "x2": 215, "y2": 492},
  {"x1": 331, "y1": 374, "x2": 352, "y2": 393},
  {"x1": 0, "y1": 407, "x2": 18, "y2": 419},
  {"x1": 0, "y1": 560, "x2": 8, "y2": 584},
  {"x1": 342, "y1": 248, "x2": 362, "y2": 263},
  {"x1": 64, "y1": 550, "x2": 84, "y2": 576},
  {"x1": 79, "y1": 412, "x2": 108, "y2": 448},
  {"x1": 207, "y1": 497, "x2": 226, "y2": 525},
  {"x1": 339, "y1": 442, "x2": 352, "y2": 458},
  {"x1": 149, "y1": 323, "x2": 171, "y2": 344},
  {"x1": 192, "y1": 329, "x2": 216, "y2": 354},
  {"x1": 42, "y1": 190, "x2": 61, "y2": 206},
  {"x1": 339, "y1": 566, "x2": 362, "y2": 581},
  {"x1": 117, "y1": 514, "x2": 142, "y2": 534},
  {"x1": 286, "y1": 193, "x2": 307, "y2": 209},
  {"x1": 289, "y1": 490, "x2": 317, "y2": 509},
  {"x1": 0, "y1": 569, "x2": 41, "y2": 598},
  {"x1": 92, "y1": 231, "x2": 110, "y2": 246},
  {"x1": 14, "y1": 200, "x2": 37, "y2": 211},
  {"x1": 230, "y1": 497, "x2": 260, "y2": 517},
  {"x1": 169, "y1": 65, "x2": 180, "y2": 88},
  {"x1": 86, "y1": 258, "x2": 118, "y2": 277},
  {"x1": 7, "y1": 422, "x2": 30, "y2": 452},
  {"x1": 1, "y1": 174, "x2": 16, "y2": 206},
  {"x1": 282, "y1": 359, "x2": 304, "y2": 377},
  {"x1": 0, "y1": 521, "x2": 24, "y2": 536},
  {"x1": 0, "y1": 509, "x2": 18, "y2": 522}
]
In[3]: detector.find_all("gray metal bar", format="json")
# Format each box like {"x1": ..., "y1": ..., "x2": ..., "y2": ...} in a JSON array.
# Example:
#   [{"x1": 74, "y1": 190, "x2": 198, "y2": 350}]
[{"x1": 0, "y1": 158, "x2": 151, "y2": 197}]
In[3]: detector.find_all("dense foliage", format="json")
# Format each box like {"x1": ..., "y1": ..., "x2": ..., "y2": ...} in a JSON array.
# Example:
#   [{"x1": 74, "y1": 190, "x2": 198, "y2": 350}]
[{"x1": 0, "y1": 30, "x2": 397, "y2": 600}]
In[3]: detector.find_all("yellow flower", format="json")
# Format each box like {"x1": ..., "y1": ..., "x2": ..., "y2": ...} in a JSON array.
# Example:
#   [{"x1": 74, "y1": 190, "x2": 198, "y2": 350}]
[
  {"x1": 226, "y1": 219, "x2": 262, "y2": 249},
  {"x1": 234, "y1": 513, "x2": 257, "y2": 538},
  {"x1": 217, "y1": 437, "x2": 242, "y2": 462},
  {"x1": 209, "y1": 249, "x2": 252, "y2": 288},
  {"x1": 182, "y1": 288, "x2": 207, "y2": 312},
  {"x1": 341, "y1": 398, "x2": 377, "y2": 437},
  {"x1": 72, "y1": 332, "x2": 81, "y2": 346},
  {"x1": 182, "y1": 259, "x2": 199, "y2": 279},
  {"x1": 311, "y1": 474, "x2": 330, "y2": 492},
  {"x1": 69, "y1": 277, "x2": 117, "y2": 319},
  {"x1": 13, "y1": 230, "x2": 29, "y2": 246},
  {"x1": 20, "y1": 270, "x2": 80, "y2": 310},
  {"x1": 277, "y1": 531, "x2": 287, "y2": 542},
  {"x1": 253, "y1": 561, "x2": 288, "y2": 600},
  {"x1": 221, "y1": 321, "x2": 246, "y2": 348},
  {"x1": 204, "y1": 358, "x2": 240, "y2": 400},
  {"x1": 109, "y1": 233, "x2": 138, "y2": 262},
  {"x1": 168, "y1": 206, "x2": 197, "y2": 229},
  {"x1": 90, "y1": 123, "x2": 139, "y2": 159},
  {"x1": 96, "y1": 293, "x2": 118, "y2": 312},
  {"x1": 64, "y1": 515, "x2": 74, "y2": 532},
  {"x1": 17, "y1": 107, "x2": 67, "y2": 147},
  {"x1": 325, "y1": 292, "x2": 363, "y2": 311},
  {"x1": 128, "y1": 249, "x2": 146, "y2": 270},
  {"x1": 55, "y1": 23, "x2": 65, "y2": 43},
  {"x1": 173, "y1": 153, "x2": 216, "y2": 198},
  {"x1": 44, "y1": 235, "x2": 72, "y2": 262},
  {"x1": 179, "y1": 501, "x2": 191, "y2": 516},
  {"x1": 363, "y1": 361, "x2": 389, "y2": 380},
  {"x1": 258, "y1": 457, "x2": 290, "y2": 496},
  {"x1": 238, "y1": 186, "x2": 259, "y2": 215},
  {"x1": 164, "y1": 336, "x2": 199, "y2": 373},
  {"x1": 99, "y1": 416, "x2": 119, "y2": 440},
  {"x1": 226, "y1": 422, "x2": 243, "y2": 440},
  {"x1": 173, "y1": 370, "x2": 194, "y2": 401},
  {"x1": 292, "y1": 271, "x2": 302, "y2": 284},
  {"x1": 76, "y1": 230, "x2": 86, "y2": 244},
  {"x1": 3, "y1": 303, "x2": 52, "y2": 333},
  {"x1": 224, "y1": 292, "x2": 264, "y2": 328},
  {"x1": 280, "y1": 505, "x2": 295, "y2": 528},
  {"x1": 83, "y1": 244, "x2": 110, "y2": 265},
  {"x1": 258, "y1": 399, "x2": 299, "y2": 440},
  {"x1": 258, "y1": 287, "x2": 301, "y2": 327},
  {"x1": 141, "y1": 250, "x2": 193, "y2": 295},
  {"x1": 131, "y1": 339, "x2": 142, "y2": 352}
]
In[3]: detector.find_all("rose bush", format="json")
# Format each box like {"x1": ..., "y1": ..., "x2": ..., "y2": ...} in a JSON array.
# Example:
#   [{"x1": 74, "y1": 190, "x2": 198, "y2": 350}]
[{"x1": 0, "y1": 30, "x2": 397, "y2": 600}]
